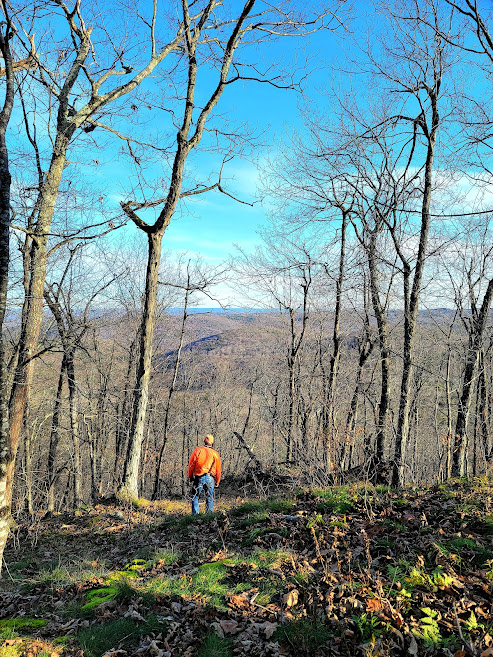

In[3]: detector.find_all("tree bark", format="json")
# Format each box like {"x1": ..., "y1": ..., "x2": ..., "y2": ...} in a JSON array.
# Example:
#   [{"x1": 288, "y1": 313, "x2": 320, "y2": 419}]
[
  {"x1": 0, "y1": 4, "x2": 15, "y2": 577},
  {"x1": 119, "y1": 231, "x2": 163, "y2": 500},
  {"x1": 47, "y1": 356, "x2": 66, "y2": 511},
  {"x1": 66, "y1": 350, "x2": 82, "y2": 507},
  {"x1": 452, "y1": 278, "x2": 493, "y2": 476},
  {"x1": 392, "y1": 92, "x2": 440, "y2": 488},
  {"x1": 367, "y1": 229, "x2": 390, "y2": 468}
]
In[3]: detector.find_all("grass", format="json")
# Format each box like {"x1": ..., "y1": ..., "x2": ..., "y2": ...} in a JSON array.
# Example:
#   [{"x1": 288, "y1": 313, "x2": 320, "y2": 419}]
[
  {"x1": 198, "y1": 630, "x2": 233, "y2": 657},
  {"x1": 144, "y1": 561, "x2": 231, "y2": 610},
  {"x1": 151, "y1": 548, "x2": 182, "y2": 565},
  {"x1": 274, "y1": 617, "x2": 332, "y2": 654},
  {"x1": 28, "y1": 558, "x2": 109, "y2": 589},
  {"x1": 312, "y1": 486, "x2": 357, "y2": 514},
  {"x1": 232, "y1": 510, "x2": 269, "y2": 529},
  {"x1": 162, "y1": 512, "x2": 222, "y2": 533},
  {"x1": 76, "y1": 616, "x2": 164, "y2": 657},
  {"x1": 247, "y1": 548, "x2": 292, "y2": 569},
  {"x1": 435, "y1": 537, "x2": 493, "y2": 567},
  {"x1": 126, "y1": 549, "x2": 292, "y2": 611}
]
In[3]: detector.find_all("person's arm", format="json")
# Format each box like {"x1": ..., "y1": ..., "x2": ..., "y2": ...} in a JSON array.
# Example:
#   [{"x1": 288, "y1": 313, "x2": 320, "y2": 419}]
[
  {"x1": 188, "y1": 449, "x2": 197, "y2": 481},
  {"x1": 215, "y1": 454, "x2": 221, "y2": 486}
]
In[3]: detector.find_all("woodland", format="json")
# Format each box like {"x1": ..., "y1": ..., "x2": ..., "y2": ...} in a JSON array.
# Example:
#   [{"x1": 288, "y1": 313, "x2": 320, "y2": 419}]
[{"x1": 0, "y1": 0, "x2": 493, "y2": 655}]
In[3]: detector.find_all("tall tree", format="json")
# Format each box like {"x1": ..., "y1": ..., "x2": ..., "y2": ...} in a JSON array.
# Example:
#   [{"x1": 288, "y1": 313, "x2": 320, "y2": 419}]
[
  {"x1": 6, "y1": 0, "x2": 190, "y2": 508},
  {"x1": 118, "y1": 0, "x2": 345, "y2": 499},
  {"x1": 0, "y1": 0, "x2": 16, "y2": 575}
]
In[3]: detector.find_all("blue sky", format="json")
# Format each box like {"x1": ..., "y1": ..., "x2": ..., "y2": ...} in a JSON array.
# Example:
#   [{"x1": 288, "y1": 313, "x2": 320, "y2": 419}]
[
  {"x1": 13, "y1": 0, "x2": 492, "y2": 309},
  {"x1": 85, "y1": 7, "x2": 353, "y2": 306}
]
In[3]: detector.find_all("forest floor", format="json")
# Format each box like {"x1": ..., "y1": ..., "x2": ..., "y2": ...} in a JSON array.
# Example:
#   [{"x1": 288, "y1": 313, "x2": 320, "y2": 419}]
[{"x1": 1, "y1": 479, "x2": 493, "y2": 657}]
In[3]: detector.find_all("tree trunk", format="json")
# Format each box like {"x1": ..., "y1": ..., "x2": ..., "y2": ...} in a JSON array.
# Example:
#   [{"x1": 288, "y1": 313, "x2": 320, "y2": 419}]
[
  {"x1": 118, "y1": 231, "x2": 163, "y2": 500},
  {"x1": 452, "y1": 278, "x2": 493, "y2": 476},
  {"x1": 8, "y1": 144, "x2": 69, "y2": 505},
  {"x1": 323, "y1": 214, "x2": 347, "y2": 466},
  {"x1": 47, "y1": 355, "x2": 66, "y2": 511},
  {"x1": 367, "y1": 230, "x2": 390, "y2": 467},
  {"x1": 392, "y1": 101, "x2": 439, "y2": 488},
  {"x1": 0, "y1": 13, "x2": 15, "y2": 576},
  {"x1": 66, "y1": 350, "x2": 82, "y2": 507}
]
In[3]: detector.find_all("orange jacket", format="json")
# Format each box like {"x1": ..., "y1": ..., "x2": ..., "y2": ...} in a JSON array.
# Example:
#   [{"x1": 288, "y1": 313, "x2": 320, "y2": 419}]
[{"x1": 188, "y1": 445, "x2": 221, "y2": 484}]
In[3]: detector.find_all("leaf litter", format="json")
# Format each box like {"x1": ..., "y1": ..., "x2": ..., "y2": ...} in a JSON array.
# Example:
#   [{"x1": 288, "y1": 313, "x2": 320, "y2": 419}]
[{"x1": 1, "y1": 480, "x2": 492, "y2": 657}]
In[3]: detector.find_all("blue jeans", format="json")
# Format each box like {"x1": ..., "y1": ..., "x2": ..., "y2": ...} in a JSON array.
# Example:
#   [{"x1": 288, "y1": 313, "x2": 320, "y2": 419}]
[{"x1": 191, "y1": 474, "x2": 215, "y2": 514}]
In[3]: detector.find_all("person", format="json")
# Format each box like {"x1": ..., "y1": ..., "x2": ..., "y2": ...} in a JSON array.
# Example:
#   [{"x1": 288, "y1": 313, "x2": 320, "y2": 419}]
[{"x1": 188, "y1": 434, "x2": 221, "y2": 514}]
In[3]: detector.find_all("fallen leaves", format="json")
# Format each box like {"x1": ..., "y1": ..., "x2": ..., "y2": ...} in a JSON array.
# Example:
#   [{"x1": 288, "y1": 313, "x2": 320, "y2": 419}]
[
  {"x1": 282, "y1": 589, "x2": 299, "y2": 608},
  {"x1": 2, "y1": 481, "x2": 493, "y2": 657}
]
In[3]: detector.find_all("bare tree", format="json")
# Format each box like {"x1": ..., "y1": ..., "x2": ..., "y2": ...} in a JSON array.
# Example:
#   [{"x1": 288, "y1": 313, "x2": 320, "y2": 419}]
[
  {"x1": 6, "y1": 0, "x2": 192, "y2": 509},
  {"x1": 118, "y1": 0, "x2": 346, "y2": 499},
  {"x1": 0, "y1": 0, "x2": 15, "y2": 576}
]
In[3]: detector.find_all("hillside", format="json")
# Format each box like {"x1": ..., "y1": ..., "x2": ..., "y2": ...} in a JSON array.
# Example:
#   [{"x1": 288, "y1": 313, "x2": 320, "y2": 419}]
[{"x1": 1, "y1": 480, "x2": 493, "y2": 657}]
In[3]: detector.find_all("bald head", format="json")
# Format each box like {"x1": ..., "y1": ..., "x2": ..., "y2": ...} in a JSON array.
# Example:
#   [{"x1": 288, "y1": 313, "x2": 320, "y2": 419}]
[{"x1": 204, "y1": 433, "x2": 214, "y2": 446}]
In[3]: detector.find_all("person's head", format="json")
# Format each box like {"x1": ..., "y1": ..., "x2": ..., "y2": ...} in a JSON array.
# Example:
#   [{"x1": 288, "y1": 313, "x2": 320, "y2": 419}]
[{"x1": 204, "y1": 433, "x2": 214, "y2": 447}]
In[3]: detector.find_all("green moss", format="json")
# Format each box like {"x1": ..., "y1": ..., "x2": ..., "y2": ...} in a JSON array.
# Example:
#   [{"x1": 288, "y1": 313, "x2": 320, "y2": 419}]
[
  {"x1": 0, "y1": 619, "x2": 47, "y2": 631},
  {"x1": 132, "y1": 497, "x2": 151, "y2": 509},
  {"x1": 81, "y1": 586, "x2": 119, "y2": 612},
  {"x1": 0, "y1": 644, "x2": 21, "y2": 657}
]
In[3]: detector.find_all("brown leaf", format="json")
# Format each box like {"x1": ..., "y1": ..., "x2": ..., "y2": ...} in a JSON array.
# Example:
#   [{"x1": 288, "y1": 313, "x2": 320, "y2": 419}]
[
  {"x1": 283, "y1": 589, "x2": 299, "y2": 608},
  {"x1": 227, "y1": 593, "x2": 250, "y2": 609},
  {"x1": 366, "y1": 597, "x2": 383, "y2": 612},
  {"x1": 481, "y1": 650, "x2": 493, "y2": 657},
  {"x1": 219, "y1": 619, "x2": 240, "y2": 635},
  {"x1": 263, "y1": 621, "x2": 278, "y2": 639}
]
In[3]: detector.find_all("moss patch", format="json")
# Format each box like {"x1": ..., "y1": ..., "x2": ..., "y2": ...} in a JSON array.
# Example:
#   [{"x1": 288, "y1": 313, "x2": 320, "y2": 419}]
[
  {"x1": 0, "y1": 619, "x2": 47, "y2": 631},
  {"x1": 81, "y1": 586, "x2": 119, "y2": 612}
]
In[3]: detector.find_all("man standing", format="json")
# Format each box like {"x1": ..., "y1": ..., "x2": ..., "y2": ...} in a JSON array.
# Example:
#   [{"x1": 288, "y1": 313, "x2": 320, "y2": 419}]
[{"x1": 188, "y1": 434, "x2": 221, "y2": 514}]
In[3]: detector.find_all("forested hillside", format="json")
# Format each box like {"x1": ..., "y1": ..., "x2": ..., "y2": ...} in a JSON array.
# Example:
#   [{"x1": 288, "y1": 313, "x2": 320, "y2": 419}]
[
  {"x1": 1, "y1": 0, "x2": 493, "y2": 654},
  {"x1": 6, "y1": 307, "x2": 492, "y2": 514}
]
